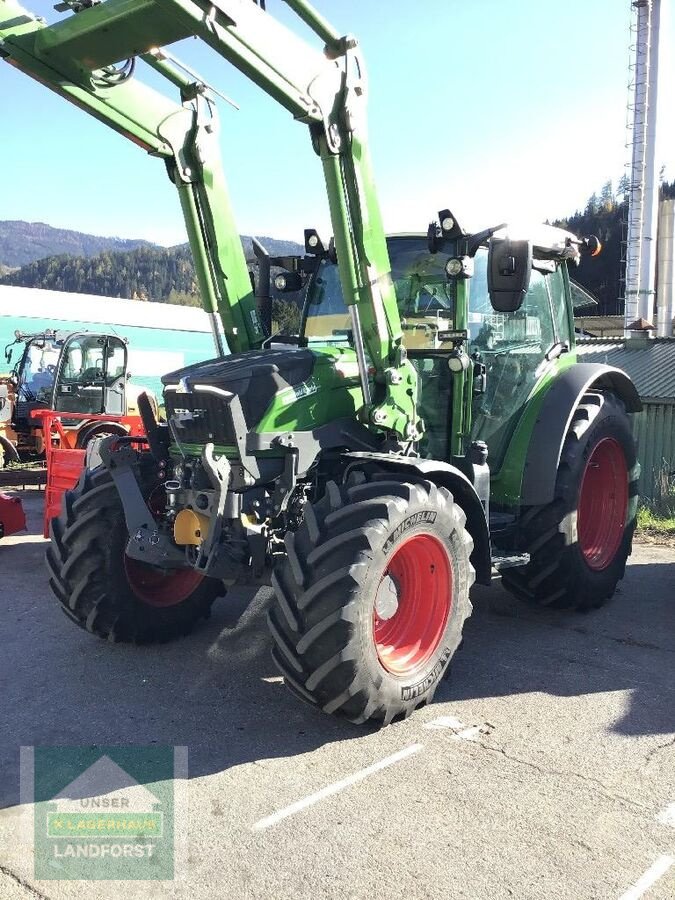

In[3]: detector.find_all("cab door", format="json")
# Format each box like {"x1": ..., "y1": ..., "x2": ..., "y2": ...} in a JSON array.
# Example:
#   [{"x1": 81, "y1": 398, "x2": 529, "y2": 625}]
[
  {"x1": 469, "y1": 252, "x2": 569, "y2": 471},
  {"x1": 53, "y1": 334, "x2": 128, "y2": 416}
]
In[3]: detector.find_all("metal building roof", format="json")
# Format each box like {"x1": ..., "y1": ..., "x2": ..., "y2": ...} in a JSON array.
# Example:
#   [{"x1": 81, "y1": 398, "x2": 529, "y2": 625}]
[{"x1": 576, "y1": 337, "x2": 675, "y2": 401}]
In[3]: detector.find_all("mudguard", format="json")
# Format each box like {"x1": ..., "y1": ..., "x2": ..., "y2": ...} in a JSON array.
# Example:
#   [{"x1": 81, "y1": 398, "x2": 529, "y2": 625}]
[
  {"x1": 75, "y1": 420, "x2": 128, "y2": 449},
  {"x1": 521, "y1": 363, "x2": 641, "y2": 507},
  {"x1": 343, "y1": 452, "x2": 492, "y2": 585}
]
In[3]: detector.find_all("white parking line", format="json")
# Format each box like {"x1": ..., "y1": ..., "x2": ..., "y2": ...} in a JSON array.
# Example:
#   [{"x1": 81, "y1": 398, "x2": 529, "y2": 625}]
[
  {"x1": 656, "y1": 803, "x2": 675, "y2": 828},
  {"x1": 251, "y1": 743, "x2": 424, "y2": 831},
  {"x1": 618, "y1": 855, "x2": 674, "y2": 900}
]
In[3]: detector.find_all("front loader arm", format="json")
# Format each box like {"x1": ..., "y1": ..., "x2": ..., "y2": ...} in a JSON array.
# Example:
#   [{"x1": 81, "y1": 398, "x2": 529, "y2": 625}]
[
  {"x1": 1, "y1": 0, "x2": 418, "y2": 440},
  {"x1": 168, "y1": 0, "x2": 417, "y2": 436},
  {"x1": 0, "y1": 0, "x2": 264, "y2": 355}
]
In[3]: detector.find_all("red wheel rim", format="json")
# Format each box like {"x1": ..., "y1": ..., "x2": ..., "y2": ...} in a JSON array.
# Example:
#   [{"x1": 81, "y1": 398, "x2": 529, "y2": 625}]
[
  {"x1": 123, "y1": 556, "x2": 204, "y2": 608},
  {"x1": 578, "y1": 437, "x2": 628, "y2": 571},
  {"x1": 373, "y1": 533, "x2": 452, "y2": 676}
]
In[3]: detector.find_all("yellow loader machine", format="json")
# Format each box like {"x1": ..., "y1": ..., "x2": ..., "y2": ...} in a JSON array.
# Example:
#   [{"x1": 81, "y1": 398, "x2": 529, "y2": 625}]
[{"x1": 0, "y1": 0, "x2": 640, "y2": 724}]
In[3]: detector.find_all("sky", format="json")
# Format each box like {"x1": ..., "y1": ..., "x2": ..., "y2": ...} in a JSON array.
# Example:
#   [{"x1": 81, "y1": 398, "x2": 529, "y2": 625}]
[{"x1": 1, "y1": 0, "x2": 674, "y2": 246}]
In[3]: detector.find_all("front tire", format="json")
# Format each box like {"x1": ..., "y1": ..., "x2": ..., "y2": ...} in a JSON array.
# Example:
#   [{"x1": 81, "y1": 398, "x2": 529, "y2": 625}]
[
  {"x1": 268, "y1": 477, "x2": 474, "y2": 725},
  {"x1": 501, "y1": 391, "x2": 638, "y2": 611},
  {"x1": 46, "y1": 461, "x2": 224, "y2": 642}
]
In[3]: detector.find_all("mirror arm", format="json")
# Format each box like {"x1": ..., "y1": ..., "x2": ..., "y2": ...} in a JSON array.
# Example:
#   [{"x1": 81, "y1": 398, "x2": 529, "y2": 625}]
[{"x1": 466, "y1": 223, "x2": 507, "y2": 258}]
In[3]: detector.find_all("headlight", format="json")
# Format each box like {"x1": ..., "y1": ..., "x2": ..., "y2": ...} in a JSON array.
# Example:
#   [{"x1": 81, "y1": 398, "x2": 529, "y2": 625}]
[
  {"x1": 445, "y1": 256, "x2": 474, "y2": 279},
  {"x1": 273, "y1": 270, "x2": 303, "y2": 292},
  {"x1": 441, "y1": 215, "x2": 455, "y2": 233}
]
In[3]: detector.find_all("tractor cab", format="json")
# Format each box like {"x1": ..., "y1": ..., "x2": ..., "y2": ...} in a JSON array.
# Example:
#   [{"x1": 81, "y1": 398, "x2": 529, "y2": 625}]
[
  {"x1": 292, "y1": 220, "x2": 594, "y2": 467},
  {"x1": 301, "y1": 236, "x2": 456, "y2": 352},
  {"x1": 50, "y1": 332, "x2": 128, "y2": 418}
]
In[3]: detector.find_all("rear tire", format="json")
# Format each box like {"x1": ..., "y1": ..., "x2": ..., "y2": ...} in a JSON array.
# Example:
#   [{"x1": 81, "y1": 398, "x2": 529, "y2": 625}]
[
  {"x1": 46, "y1": 460, "x2": 224, "y2": 642},
  {"x1": 501, "y1": 391, "x2": 638, "y2": 611},
  {"x1": 0, "y1": 436, "x2": 20, "y2": 468},
  {"x1": 268, "y1": 477, "x2": 474, "y2": 725}
]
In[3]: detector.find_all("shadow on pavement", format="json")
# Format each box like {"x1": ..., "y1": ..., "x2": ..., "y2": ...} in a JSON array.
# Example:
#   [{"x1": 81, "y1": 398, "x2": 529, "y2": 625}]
[
  {"x1": 445, "y1": 554, "x2": 675, "y2": 740},
  {"x1": 1, "y1": 493, "x2": 672, "y2": 808},
  {"x1": 1, "y1": 495, "x2": 374, "y2": 810}
]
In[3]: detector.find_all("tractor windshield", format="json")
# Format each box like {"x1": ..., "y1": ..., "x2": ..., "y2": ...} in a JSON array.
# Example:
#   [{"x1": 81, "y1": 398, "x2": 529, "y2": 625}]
[
  {"x1": 54, "y1": 334, "x2": 127, "y2": 416},
  {"x1": 302, "y1": 237, "x2": 456, "y2": 350},
  {"x1": 18, "y1": 340, "x2": 62, "y2": 403}
]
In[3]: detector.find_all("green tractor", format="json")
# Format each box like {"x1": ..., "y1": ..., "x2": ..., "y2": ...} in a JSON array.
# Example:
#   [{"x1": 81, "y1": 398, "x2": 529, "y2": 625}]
[{"x1": 1, "y1": 0, "x2": 640, "y2": 725}]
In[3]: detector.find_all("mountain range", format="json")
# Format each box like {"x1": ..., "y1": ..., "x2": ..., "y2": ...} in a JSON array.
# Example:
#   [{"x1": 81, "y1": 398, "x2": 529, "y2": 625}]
[
  {"x1": 0, "y1": 220, "x2": 154, "y2": 269},
  {"x1": 0, "y1": 220, "x2": 303, "y2": 305}
]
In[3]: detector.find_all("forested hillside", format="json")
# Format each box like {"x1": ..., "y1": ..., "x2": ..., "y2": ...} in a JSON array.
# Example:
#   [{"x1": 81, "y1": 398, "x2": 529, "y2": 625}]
[
  {"x1": 2, "y1": 245, "x2": 199, "y2": 304},
  {"x1": 554, "y1": 178, "x2": 675, "y2": 315},
  {"x1": 0, "y1": 235, "x2": 303, "y2": 305}
]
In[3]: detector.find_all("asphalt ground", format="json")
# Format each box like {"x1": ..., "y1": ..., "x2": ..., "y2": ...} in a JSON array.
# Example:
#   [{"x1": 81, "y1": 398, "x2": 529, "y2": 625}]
[{"x1": 0, "y1": 491, "x2": 673, "y2": 900}]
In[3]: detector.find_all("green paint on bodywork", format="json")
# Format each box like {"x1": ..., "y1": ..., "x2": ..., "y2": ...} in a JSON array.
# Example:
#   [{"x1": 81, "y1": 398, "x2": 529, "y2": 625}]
[
  {"x1": 256, "y1": 345, "x2": 363, "y2": 433},
  {"x1": 168, "y1": 346, "x2": 364, "y2": 461},
  {"x1": 490, "y1": 352, "x2": 578, "y2": 508}
]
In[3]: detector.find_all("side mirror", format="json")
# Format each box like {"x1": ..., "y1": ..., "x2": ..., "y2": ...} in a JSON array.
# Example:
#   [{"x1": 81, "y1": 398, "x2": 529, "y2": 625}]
[{"x1": 488, "y1": 238, "x2": 532, "y2": 312}]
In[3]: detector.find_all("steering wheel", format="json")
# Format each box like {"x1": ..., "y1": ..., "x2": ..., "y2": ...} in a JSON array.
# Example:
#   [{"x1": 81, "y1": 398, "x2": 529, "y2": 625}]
[{"x1": 80, "y1": 366, "x2": 104, "y2": 385}]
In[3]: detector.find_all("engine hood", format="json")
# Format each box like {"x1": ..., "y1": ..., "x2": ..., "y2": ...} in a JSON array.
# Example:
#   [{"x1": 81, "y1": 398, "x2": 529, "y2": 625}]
[{"x1": 162, "y1": 344, "x2": 364, "y2": 443}]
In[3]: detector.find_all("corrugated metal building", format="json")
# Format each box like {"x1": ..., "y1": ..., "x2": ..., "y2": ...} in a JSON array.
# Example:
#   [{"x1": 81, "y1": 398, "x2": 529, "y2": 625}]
[{"x1": 576, "y1": 337, "x2": 675, "y2": 500}]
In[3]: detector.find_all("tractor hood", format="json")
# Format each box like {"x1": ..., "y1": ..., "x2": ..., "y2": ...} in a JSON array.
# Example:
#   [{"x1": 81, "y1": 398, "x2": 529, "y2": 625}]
[{"x1": 162, "y1": 345, "x2": 364, "y2": 453}]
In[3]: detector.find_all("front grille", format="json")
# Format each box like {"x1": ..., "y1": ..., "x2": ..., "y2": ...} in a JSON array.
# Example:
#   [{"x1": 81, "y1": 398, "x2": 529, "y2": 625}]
[{"x1": 164, "y1": 390, "x2": 236, "y2": 446}]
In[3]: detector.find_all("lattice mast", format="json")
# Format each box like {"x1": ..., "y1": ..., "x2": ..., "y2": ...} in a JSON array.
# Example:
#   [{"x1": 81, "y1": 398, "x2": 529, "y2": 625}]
[{"x1": 623, "y1": 0, "x2": 663, "y2": 336}]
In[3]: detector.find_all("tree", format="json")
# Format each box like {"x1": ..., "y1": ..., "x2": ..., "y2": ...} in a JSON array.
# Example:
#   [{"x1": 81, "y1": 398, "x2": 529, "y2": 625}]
[
  {"x1": 584, "y1": 192, "x2": 600, "y2": 217},
  {"x1": 600, "y1": 180, "x2": 615, "y2": 212},
  {"x1": 617, "y1": 173, "x2": 630, "y2": 200}
]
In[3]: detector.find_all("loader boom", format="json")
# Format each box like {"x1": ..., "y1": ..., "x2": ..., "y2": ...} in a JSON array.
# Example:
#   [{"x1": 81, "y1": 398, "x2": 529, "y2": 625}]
[
  {"x1": 0, "y1": 0, "x2": 264, "y2": 356},
  {"x1": 0, "y1": 0, "x2": 418, "y2": 441}
]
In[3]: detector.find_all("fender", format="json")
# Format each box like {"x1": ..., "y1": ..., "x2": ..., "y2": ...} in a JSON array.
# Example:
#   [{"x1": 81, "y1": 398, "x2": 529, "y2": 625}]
[
  {"x1": 75, "y1": 420, "x2": 128, "y2": 450},
  {"x1": 520, "y1": 363, "x2": 641, "y2": 507},
  {"x1": 343, "y1": 452, "x2": 492, "y2": 585}
]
